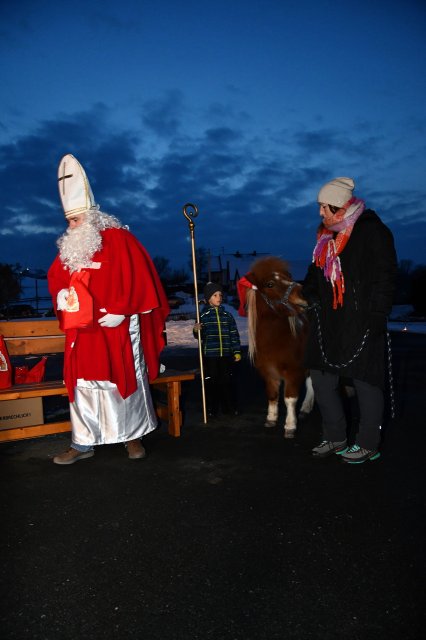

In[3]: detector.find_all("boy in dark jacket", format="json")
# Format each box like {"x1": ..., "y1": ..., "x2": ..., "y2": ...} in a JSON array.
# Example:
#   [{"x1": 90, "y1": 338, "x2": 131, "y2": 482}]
[{"x1": 194, "y1": 282, "x2": 241, "y2": 417}]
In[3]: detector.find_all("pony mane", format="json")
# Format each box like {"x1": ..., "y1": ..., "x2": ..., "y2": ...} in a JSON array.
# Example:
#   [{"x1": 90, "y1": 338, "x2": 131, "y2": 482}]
[
  {"x1": 288, "y1": 316, "x2": 298, "y2": 338},
  {"x1": 247, "y1": 287, "x2": 300, "y2": 362},
  {"x1": 247, "y1": 288, "x2": 257, "y2": 363}
]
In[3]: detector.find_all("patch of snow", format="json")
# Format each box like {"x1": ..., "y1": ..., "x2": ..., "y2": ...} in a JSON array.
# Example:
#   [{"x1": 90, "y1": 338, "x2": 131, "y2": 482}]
[
  {"x1": 165, "y1": 302, "x2": 426, "y2": 349},
  {"x1": 166, "y1": 303, "x2": 248, "y2": 348}
]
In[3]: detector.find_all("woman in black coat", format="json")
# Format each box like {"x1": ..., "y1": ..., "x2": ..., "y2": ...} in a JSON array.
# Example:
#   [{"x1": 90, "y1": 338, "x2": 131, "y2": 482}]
[{"x1": 302, "y1": 177, "x2": 397, "y2": 464}]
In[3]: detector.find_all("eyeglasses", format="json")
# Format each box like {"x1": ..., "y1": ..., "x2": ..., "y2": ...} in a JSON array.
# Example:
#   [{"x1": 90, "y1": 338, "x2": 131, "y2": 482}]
[{"x1": 319, "y1": 203, "x2": 341, "y2": 214}]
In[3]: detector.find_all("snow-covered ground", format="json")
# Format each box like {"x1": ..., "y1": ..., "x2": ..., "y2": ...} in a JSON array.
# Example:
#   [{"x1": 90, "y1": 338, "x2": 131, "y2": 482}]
[
  {"x1": 165, "y1": 297, "x2": 426, "y2": 349},
  {"x1": 387, "y1": 305, "x2": 426, "y2": 335},
  {"x1": 166, "y1": 304, "x2": 248, "y2": 349}
]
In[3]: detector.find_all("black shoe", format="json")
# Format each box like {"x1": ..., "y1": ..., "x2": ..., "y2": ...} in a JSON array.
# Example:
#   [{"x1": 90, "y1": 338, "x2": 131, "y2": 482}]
[{"x1": 312, "y1": 440, "x2": 348, "y2": 458}]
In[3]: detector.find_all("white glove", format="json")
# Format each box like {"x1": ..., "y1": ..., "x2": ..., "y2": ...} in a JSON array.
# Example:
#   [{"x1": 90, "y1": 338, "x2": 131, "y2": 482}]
[
  {"x1": 98, "y1": 313, "x2": 126, "y2": 328},
  {"x1": 56, "y1": 289, "x2": 70, "y2": 310}
]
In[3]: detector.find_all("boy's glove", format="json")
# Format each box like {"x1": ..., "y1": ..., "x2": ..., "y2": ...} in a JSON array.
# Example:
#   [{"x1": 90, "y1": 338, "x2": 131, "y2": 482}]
[{"x1": 234, "y1": 353, "x2": 241, "y2": 362}]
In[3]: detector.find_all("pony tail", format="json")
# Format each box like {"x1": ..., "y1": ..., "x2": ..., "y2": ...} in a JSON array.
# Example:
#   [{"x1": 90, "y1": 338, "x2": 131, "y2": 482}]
[{"x1": 246, "y1": 288, "x2": 257, "y2": 363}]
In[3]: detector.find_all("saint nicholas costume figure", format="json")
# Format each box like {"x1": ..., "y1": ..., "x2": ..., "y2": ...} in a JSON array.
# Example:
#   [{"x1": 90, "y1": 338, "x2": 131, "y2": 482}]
[{"x1": 48, "y1": 154, "x2": 169, "y2": 464}]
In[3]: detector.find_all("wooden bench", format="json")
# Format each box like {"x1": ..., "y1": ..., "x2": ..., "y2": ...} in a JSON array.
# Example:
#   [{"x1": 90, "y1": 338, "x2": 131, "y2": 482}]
[{"x1": 0, "y1": 319, "x2": 195, "y2": 442}]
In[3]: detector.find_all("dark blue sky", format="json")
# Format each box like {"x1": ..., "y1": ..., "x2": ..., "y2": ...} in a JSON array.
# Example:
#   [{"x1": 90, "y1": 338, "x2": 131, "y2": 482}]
[{"x1": 1, "y1": 0, "x2": 425, "y2": 274}]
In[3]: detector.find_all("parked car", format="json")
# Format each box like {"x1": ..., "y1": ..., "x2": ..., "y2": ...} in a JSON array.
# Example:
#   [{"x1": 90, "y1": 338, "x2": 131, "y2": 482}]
[
  {"x1": 2, "y1": 304, "x2": 40, "y2": 319},
  {"x1": 167, "y1": 296, "x2": 185, "y2": 309},
  {"x1": 42, "y1": 307, "x2": 56, "y2": 317}
]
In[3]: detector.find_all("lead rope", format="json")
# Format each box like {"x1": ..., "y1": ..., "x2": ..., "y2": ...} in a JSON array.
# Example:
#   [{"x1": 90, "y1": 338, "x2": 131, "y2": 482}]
[
  {"x1": 312, "y1": 306, "x2": 396, "y2": 419},
  {"x1": 313, "y1": 306, "x2": 370, "y2": 368},
  {"x1": 386, "y1": 331, "x2": 396, "y2": 419}
]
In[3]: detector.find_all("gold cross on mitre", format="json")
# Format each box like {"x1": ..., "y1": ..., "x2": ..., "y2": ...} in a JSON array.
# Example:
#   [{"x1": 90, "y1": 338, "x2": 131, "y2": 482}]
[{"x1": 58, "y1": 161, "x2": 73, "y2": 195}]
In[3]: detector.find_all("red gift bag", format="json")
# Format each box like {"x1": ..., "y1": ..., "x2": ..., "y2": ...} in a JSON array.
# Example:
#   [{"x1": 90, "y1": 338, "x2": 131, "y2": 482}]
[
  {"x1": 14, "y1": 365, "x2": 29, "y2": 384},
  {"x1": 62, "y1": 270, "x2": 93, "y2": 330},
  {"x1": 24, "y1": 356, "x2": 48, "y2": 383},
  {"x1": 0, "y1": 335, "x2": 13, "y2": 389},
  {"x1": 13, "y1": 356, "x2": 47, "y2": 384}
]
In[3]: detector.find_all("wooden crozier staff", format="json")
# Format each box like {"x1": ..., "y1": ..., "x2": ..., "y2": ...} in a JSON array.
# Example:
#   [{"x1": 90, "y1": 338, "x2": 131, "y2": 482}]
[{"x1": 183, "y1": 203, "x2": 207, "y2": 424}]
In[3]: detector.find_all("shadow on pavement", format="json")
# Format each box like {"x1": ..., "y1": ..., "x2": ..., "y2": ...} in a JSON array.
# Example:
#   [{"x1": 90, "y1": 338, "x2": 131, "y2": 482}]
[{"x1": 1, "y1": 333, "x2": 425, "y2": 639}]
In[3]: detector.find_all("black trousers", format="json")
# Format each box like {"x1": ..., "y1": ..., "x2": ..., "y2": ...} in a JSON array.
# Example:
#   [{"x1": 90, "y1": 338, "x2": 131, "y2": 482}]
[
  {"x1": 204, "y1": 356, "x2": 237, "y2": 414},
  {"x1": 310, "y1": 369, "x2": 384, "y2": 450}
]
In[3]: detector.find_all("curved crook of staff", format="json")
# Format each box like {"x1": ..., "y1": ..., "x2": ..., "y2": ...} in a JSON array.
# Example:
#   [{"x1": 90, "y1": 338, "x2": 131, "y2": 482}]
[{"x1": 183, "y1": 203, "x2": 207, "y2": 424}]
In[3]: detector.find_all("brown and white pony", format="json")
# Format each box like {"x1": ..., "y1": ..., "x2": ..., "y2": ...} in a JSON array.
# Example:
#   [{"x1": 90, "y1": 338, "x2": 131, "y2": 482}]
[{"x1": 238, "y1": 256, "x2": 314, "y2": 438}]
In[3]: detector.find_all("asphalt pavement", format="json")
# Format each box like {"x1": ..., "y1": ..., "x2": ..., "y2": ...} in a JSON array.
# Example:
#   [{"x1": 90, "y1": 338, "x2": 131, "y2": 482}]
[{"x1": 1, "y1": 332, "x2": 425, "y2": 640}]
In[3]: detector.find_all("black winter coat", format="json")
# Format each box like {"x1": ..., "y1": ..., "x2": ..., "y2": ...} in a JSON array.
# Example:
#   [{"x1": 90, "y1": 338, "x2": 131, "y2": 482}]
[{"x1": 302, "y1": 210, "x2": 397, "y2": 388}]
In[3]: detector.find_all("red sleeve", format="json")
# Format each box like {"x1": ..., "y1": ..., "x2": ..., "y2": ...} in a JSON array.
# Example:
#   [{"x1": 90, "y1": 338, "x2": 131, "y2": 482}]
[
  {"x1": 139, "y1": 254, "x2": 170, "y2": 382},
  {"x1": 47, "y1": 255, "x2": 70, "y2": 301},
  {"x1": 103, "y1": 229, "x2": 164, "y2": 316},
  {"x1": 103, "y1": 230, "x2": 170, "y2": 382},
  {"x1": 47, "y1": 255, "x2": 71, "y2": 331}
]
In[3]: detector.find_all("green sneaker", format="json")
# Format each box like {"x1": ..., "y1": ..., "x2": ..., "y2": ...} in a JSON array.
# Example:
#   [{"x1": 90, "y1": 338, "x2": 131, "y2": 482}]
[
  {"x1": 341, "y1": 444, "x2": 380, "y2": 464},
  {"x1": 312, "y1": 439, "x2": 348, "y2": 458}
]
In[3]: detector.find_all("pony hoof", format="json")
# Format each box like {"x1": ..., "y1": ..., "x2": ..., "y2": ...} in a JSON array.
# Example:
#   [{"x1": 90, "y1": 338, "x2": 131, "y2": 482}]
[
  {"x1": 264, "y1": 420, "x2": 277, "y2": 428},
  {"x1": 284, "y1": 429, "x2": 296, "y2": 439}
]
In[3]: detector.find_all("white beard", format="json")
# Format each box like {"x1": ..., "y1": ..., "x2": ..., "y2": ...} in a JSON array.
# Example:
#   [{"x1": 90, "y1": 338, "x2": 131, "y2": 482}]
[{"x1": 57, "y1": 210, "x2": 123, "y2": 273}]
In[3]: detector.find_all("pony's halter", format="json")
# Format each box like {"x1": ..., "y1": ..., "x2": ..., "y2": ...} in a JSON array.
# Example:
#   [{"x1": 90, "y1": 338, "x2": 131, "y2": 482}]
[{"x1": 259, "y1": 281, "x2": 301, "y2": 315}]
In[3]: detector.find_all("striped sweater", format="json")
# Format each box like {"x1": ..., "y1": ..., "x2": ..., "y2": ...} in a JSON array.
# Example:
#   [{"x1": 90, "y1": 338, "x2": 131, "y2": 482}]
[{"x1": 197, "y1": 305, "x2": 241, "y2": 358}]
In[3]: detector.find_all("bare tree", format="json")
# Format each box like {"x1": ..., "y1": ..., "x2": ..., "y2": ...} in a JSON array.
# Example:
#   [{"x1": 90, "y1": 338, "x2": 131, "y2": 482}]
[
  {"x1": 189, "y1": 246, "x2": 209, "y2": 280},
  {"x1": 152, "y1": 256, "x2": 171, "y2": 280},
  {"x1": 0, "y1": 263, "x2": 22, "y2": 308}
]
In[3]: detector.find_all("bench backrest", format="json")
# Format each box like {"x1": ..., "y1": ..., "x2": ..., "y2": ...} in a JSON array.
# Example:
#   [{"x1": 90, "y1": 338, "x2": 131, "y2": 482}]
[{"x1": 0, "y1": 319, "x2": 65, "y2": 356}]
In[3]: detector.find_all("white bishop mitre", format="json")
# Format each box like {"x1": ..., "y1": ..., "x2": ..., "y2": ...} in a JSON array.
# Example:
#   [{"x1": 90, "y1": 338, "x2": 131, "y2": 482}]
[{"x1": 57, "y1": 153, "x2": 97, "y2": 218}]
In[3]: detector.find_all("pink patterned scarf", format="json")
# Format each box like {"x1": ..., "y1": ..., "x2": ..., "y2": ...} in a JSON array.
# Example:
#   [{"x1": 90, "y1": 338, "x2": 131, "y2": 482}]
[{"x1": 312, "y1": 197, "x2": 365, "y2": 308}]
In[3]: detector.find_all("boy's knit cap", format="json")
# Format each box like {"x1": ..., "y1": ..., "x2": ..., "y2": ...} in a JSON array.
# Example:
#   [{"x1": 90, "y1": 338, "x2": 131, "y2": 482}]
[{"x1": 204, "y1": 282, "x2": 223, "y2": 301}]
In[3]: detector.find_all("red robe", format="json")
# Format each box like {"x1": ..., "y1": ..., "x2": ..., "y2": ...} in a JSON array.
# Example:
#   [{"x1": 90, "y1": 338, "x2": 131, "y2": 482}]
[{"x1": 48, "y1": 228, "x2": 170, "y2": 402}]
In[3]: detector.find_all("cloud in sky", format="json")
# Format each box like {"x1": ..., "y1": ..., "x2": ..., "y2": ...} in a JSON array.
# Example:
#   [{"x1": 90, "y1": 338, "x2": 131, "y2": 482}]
[
  {"x1": 0, "y1": 0, "x2": 425, "y2": 274},
  {"x1": 1, "y1": 97, "x2": 424, "y2": 272}
]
